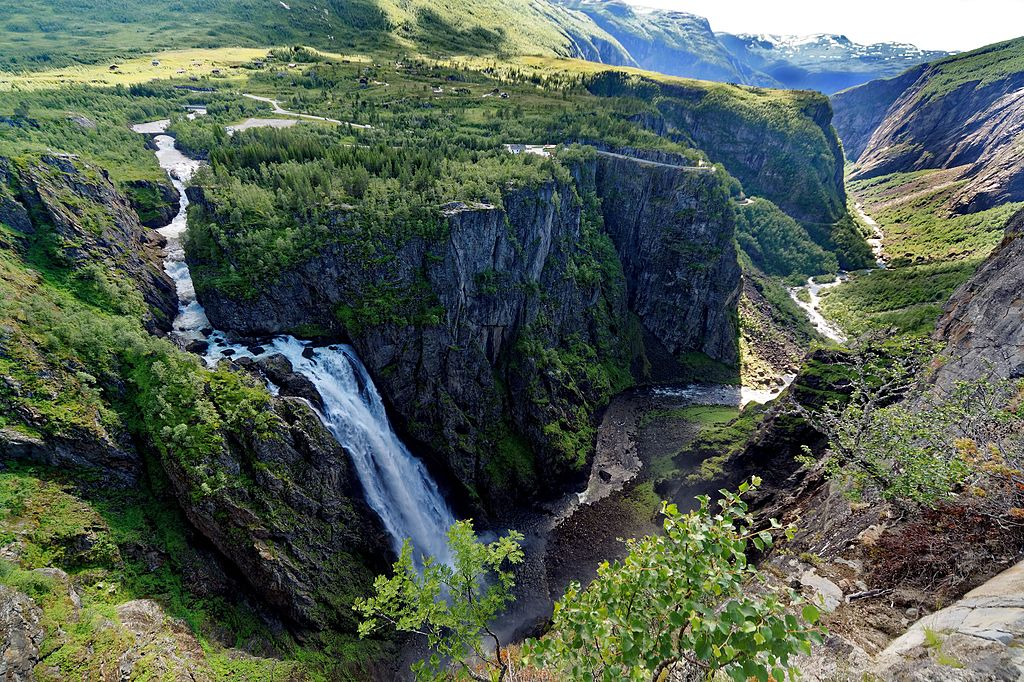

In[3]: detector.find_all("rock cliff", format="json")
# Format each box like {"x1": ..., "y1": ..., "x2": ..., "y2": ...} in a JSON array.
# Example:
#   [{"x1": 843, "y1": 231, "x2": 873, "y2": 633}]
[
  {"x1": 836, "y1": 38, "x2": 1024, "y2": 214},
  {"x1": 160, "y1": 394, "x2": 390, "y2": 631},
  {"x1": 830, "y1": 64, "x2": 928, "y2": 161},
  {"x1": 933, "y1": 208, "x2": 1024, "y2": 390},
  {"x1": 0, "y1": 154, "x2": 177, "y2": 331},
  {"x1": 587, "y1": 72, "x2": 848, "y2": 225},
  {"x1": 189, "y1": 149, "x2": 740, "y2": 512}
]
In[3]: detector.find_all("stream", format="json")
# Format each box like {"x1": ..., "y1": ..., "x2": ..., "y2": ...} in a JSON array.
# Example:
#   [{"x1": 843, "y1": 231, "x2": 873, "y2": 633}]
[
  {"x1": 134, "y1": 123, "x2": 455, "y2": 563},
  {"x1": 786, "y1": 202, "x2": 888, "y2": 345},
  {"x1": 135, "y1": 115, "x2": 798, "y2": 653}
]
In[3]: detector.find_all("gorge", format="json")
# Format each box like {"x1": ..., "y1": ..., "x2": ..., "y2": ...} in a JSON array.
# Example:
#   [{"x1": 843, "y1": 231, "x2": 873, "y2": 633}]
[{"x1": 2, "y1": 13, "x2": 1024, "y2": 680}]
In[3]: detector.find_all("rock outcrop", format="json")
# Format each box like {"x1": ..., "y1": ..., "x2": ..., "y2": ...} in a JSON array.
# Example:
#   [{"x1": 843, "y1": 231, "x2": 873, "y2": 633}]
[
  {"x1": 0, "y1": 154, "x2": 177, "y2": 331},
  {"x1": 870, "y1": 560, "x2": 1024, "y2": 680},
  {"x1": 0, "y1": 586, "x2": 44, "y2": 682},
  {"x1": 593, "y1": 152, "x2": 740, "y2": 363},
  {"x1": 160, "y1": 395, "x2": 390, "y2": 631},
  {"x1": 932, "y1": 208, "x2": 1024, "y2": 389},
  {"x1": 190, "y1": 150, "x2": 740, "y2": 511},
  {"x1": 124, "y1": 177, "x2": 181, "y2": 228}
]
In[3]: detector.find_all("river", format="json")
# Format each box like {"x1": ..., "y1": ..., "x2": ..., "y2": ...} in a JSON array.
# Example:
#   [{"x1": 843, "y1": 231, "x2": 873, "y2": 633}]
[
  {"x1": 135, "y1": 115, "x2": 798, "y2": 652},
  {"x1": 786, "y1": 203, "x2": 888, "y2": 345},
  {"x1": 134, "y1": 123, "x2": 455, "y2": 564}
]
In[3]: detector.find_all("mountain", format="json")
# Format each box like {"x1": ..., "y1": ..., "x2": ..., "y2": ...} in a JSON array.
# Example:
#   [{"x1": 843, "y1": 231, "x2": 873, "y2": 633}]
[
  {"x1": 0, "y1": 0, "x2": 945, "y2": 95},
  {"x1": 719, "y1": 33, "x2": 950, "y2": 94},
  {"x1": 553, "y1": 1, "x2": 945, "y2": 93},
  {"x1": 834, "y1": 37, "x2": 1024, "y2": 213},
  {"x1": 0, "y1": 0, "x2": 633, "y2": 71},
  {"x1": 555, "y1": 1, "x2": 775, "y2": 85}
]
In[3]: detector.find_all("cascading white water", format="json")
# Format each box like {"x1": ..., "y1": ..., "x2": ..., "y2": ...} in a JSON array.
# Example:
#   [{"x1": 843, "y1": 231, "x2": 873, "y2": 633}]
[{"x1": 138, "y1": 124, "x2": 455, "y2": 562}]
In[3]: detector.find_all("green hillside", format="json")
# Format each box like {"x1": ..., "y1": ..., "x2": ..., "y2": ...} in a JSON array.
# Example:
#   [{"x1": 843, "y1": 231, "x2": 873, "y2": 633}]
[{"x1": 0, "y1": 0, "x2": 630, "y2": 72}]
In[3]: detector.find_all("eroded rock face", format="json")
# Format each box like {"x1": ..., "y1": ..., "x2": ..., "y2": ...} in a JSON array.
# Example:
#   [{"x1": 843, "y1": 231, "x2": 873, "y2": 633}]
[
  {"x1": 841, "y1": 59, "x2": 1024, "y2": 214},
  {"x1": 831, "y1": 64, "x2": 929, "y2": 162},
  {"x1": 592, "y1": 153, "x2": 740, "y2": 363},
  {"x1": 191, "y1": 153, "x2": 740, "y2": 510},
  {"x1": 933, "y1": 209, "x2": 1024, "y2": 389},
  {"x1": 160, "y1": 395, "x2": 389, "y2": 631},
  {"x1": 871, "y1": 560, "x2": 1024, "y2": 680},
  {"x1": 0, "y1": 585, "x2": 44, "y2": 682},
  {"x1": 0, "y1": 154, "x2": 177, "y2": 331}
]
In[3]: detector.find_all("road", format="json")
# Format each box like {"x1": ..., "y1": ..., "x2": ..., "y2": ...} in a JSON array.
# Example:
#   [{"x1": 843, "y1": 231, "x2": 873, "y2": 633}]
[
  {"x1": 594, "y1": 149, "x2": 716, "y2": 172},
  {"x1": 242, "y1": 93, "x2": 372, "y2": 129}
]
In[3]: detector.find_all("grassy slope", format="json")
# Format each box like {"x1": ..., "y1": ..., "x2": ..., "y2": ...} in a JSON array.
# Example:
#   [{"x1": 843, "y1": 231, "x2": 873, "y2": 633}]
[
  {"x1": 916, "y1": 36, "x2": 1024, "y2": 100},
  {"x1": 819, "y1": 168, "x2": 1023, "y2": 337},
  {"x1": 0, "y1": 0, "x2": 393, "y2": 72},
  {"x1": 0, "y1": 0, "x2": 626, "y2": 74}
]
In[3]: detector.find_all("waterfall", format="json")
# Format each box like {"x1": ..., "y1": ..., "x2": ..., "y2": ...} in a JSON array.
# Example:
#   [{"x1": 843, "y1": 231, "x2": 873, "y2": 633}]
[{"x1": 140, "y1": 126, "x2": 455, "y2": 562}]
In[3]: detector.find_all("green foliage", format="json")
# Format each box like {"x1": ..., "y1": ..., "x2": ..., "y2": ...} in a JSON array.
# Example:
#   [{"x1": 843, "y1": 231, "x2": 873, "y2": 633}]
[
  {"x1": 848, "y1": 171, "x2": 1023, "y2": 266},
  {"x1": 796, "y1": 341, "x2": 1024, "y2": 508},
  {"x1": 819, "y1": 260, "x2": 979, "y2": 337},
  {"x1": 734, "y1": 198, "x2": 838, "y2": 278},
  {"x1": 524, "y1": 479, "x2": 822, "y2": 681},
  {"x1": 916, "y1": 37, "x2": 1024, "y2": 100},
  {"x1": 355, "y1": 521, "x2": 525, "y2": 682},
  {"x1": 0, "y1": 0, "x2": 390, "y2": 73}
]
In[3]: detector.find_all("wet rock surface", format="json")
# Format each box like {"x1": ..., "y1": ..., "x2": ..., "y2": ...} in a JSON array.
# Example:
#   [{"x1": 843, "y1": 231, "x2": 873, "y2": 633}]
[{"x1": 0, "y1": 586, "x2": 44, "y2": 682}]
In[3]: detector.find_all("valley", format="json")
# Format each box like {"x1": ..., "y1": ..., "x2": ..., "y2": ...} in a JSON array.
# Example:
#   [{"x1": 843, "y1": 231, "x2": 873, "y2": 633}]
[{"x1": 0, "y1": 6, "x2": 1023, "y2": 682}]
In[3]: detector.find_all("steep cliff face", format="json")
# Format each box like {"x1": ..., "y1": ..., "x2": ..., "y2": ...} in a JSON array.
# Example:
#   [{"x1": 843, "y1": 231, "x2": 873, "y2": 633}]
[
  {"x1": 592, "y1": 152, "x2": 740, "y2": 362},
  {"x1": 587, "y1": 72, "x2": 848, "y2": 225},
  {"x1": 190, "y1": 150, "x2": 740, "y2": 511},
  {"x1": 0, "y1": 154, "x2": 177, "y2": 331},
  {"x1": 160, "y1": 394, "x2": 389, "y2": 631},
  {"x1": 839, "y1": 38, "x2": 1024, "y2": 214},
  {"x1": 932, "y1": 208, "x2": 1024, "y2": 390},
  {"x1": 0, "y1": 153, "x2": 179, "y2": 480},
  {"x1": 830, "y1": 64, "x2": 928, "y2": 161}
]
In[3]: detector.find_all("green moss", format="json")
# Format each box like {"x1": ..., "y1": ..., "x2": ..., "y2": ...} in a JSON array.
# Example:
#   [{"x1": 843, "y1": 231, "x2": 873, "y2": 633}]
[{"x1": 485, "y1": 428, "x2": 538, "y2": 492}]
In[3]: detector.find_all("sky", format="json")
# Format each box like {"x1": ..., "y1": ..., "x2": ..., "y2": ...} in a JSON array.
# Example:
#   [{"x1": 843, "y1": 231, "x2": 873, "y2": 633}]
[{"x1": 624, "y1": 0, "x2": 1024, "y2": 51}]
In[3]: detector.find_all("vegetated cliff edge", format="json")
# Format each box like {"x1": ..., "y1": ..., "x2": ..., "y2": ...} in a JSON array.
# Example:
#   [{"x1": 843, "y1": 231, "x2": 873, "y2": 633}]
[
  {"x1": 0, "y1": 152, "x2": 390, "y2": 639},
  {"x1": 188, "y1": 148, "x2": 740, "y2": 514},
  {"x1": 834, "y1": 37, "x2": 1024, "y2": 214},
  {"x1": 585, "y1": 71, "x2": 848, "y2": 227},
  {"x1": 933, "y1": 207, "x2": 1024, "y2": 390}
]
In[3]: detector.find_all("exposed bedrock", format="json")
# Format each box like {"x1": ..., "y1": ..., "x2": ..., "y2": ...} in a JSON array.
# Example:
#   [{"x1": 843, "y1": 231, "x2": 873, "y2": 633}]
[{"x1": 190, "y1": 152, "x2": 741, "y2": 512}]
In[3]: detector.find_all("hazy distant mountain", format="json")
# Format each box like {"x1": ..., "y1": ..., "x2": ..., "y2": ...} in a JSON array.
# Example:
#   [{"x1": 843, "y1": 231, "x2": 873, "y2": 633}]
[
  {"x1": 552, "y1": 1, "x2": 946, "y2": 93},
  {"x1": 719, "y1": 32, "x2": 951, "y2": 93},
  {"x1": 557, "y1": 1, "x2": 776, "y2": 85}
]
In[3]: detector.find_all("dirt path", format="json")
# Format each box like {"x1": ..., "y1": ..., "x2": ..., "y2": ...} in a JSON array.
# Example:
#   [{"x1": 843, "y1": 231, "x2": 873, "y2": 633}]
[{"x1": 241, "y1": 93, "x2": 372, "y2": 128}]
